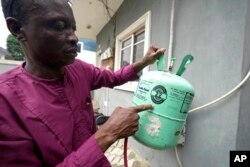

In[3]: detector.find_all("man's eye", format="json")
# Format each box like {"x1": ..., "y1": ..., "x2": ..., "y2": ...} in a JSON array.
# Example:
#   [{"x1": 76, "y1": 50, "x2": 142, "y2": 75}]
[{"x1": 53, "y1": 21, "x2": 66, "y2": 31}]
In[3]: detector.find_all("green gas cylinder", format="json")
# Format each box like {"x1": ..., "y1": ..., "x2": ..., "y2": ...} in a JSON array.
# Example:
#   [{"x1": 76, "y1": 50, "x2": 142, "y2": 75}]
[{"x1": 133, "y1": 55, "x2": 195, "y2": 149}]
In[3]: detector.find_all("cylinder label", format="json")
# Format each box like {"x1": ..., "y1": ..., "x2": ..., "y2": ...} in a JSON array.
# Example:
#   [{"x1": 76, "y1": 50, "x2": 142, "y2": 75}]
[
  {"x1": 168, "y1": 88, "x2": 194, "y2": 113},
  {"x1": 135, "y1": 80, "x2": 194, "y2": 113},
  {"x1": 134, "y1": 80, "x2": 153, "y2": 102},
  {"x1": 150, "y1": 85, "x2": 168, "y2": 104}
]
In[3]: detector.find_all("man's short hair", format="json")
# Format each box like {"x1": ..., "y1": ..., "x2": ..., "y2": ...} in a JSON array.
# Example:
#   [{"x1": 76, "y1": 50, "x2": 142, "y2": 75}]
[{"x1": 1, "y1": 0, "x2": 32, "y2": 23}]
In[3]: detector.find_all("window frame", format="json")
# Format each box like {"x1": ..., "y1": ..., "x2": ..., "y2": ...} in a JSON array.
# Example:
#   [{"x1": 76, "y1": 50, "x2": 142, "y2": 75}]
[{"x1": 114, "y1": 11, "x2": 151, "y2": 92}]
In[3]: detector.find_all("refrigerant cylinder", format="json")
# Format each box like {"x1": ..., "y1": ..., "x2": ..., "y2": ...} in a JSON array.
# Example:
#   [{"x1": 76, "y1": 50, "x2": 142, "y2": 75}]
[{"x1": 133, "y1": 71, "x2": 195, "y2": 149}]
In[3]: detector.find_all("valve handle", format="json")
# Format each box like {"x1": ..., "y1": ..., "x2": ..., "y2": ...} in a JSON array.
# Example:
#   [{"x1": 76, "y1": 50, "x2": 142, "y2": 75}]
[
  {"x1": 157, "y1": 54, "x2": 165, "y2": 71},
  {"x1": 176, "y1": 55, "x2": 194, "y2": 76}
]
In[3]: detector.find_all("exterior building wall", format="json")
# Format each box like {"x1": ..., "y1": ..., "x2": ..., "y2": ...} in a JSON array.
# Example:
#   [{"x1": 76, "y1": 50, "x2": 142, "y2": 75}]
[{"x1": 96, "y1": 0, "x2": 249, "y2": 166}]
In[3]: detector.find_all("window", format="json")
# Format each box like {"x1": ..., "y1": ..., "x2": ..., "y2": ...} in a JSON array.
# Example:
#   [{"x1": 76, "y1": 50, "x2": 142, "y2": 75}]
[
  {"x1": 120, "y1": 29, "x2": 145, "y2": 68},
  {"x1": 115, "y1": 11, "x2": 151, "y2": 92}
]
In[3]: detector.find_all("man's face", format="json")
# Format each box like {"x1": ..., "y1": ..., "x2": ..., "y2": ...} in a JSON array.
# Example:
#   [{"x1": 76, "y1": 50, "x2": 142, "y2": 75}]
[{"x1": 22, "y1": 0, "x2": 78, "y2": 68}]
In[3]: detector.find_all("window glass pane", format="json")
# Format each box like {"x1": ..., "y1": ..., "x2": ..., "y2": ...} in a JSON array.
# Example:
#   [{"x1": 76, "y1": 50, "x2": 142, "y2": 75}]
[
  {"x1": 122, "y1": 37, "x2": 132, "y2": 48},
  {"x1": 134, "y1": 30, "x2": 145, "y2": 43},
  {"x1": 121, "y1": 47, "x2": 131, "y2": 67},
  {"x1": 133, "y1": 42, "x2": 144, "y2": 63}
]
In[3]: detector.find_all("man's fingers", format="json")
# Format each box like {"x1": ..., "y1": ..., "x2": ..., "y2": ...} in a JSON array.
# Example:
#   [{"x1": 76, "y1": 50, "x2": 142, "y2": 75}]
[
  {"x1": 134, "y1": 104, "x2": 154, "y2": 112},
  {"x1": 156, "y1": 48, "x2": 166, "y2": 55},
  {"x1": 150, "y1": 44, "x2": 159, "y2": 51}
]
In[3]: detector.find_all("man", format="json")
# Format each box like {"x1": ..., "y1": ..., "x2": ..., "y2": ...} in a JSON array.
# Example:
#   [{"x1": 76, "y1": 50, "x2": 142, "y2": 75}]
[{"x1": 0, "y1": 0, "x2": 166, "y2": 166}]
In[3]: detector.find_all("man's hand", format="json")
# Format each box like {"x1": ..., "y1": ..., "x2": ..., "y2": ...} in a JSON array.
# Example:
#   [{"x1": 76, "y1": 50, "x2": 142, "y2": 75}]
[
  {"x1": 133, "y1": 45, "x2": 166, "y2": 73},
  {"x1": 94, "y1": 104, "x2": 153, "y2": 152}
]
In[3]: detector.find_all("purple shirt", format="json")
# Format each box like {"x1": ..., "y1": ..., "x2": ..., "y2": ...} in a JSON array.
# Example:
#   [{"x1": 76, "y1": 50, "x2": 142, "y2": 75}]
[{"x1": 0, "y1": 59, "x2": 138, "y2": 167}]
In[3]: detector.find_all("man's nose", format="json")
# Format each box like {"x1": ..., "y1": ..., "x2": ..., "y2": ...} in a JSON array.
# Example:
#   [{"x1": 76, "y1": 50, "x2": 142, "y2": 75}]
[{"x1": 68, "y1": 31, "x2": 79, "y2": 45}]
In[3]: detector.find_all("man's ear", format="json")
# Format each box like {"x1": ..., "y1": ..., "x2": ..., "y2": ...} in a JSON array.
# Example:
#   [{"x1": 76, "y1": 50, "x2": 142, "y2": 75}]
[{"x1": 6, "y1": 17, "x2": 26, "y2": 41}]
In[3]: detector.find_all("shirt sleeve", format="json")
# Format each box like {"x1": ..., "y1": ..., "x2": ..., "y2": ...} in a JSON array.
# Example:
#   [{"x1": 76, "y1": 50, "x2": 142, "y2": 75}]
[
  {"x1": 75, "y1": 60, "x2": 139, "y2": 90},
  {"x1": 56, "y1": 136, "x2": 111, "y2": 167},
  {"x1": 0, "y1": 87, "x2": 111, "y2": 167}
]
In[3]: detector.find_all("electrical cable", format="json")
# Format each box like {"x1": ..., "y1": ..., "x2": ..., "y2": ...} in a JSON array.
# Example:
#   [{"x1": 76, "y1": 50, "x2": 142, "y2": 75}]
[
  {"x1": 167, "y1": 0, "x2": 176, "y2": 71},
  {"x1": 97, "y1": 0, "x2": 250, "y2": 166},
  {"x1": 116, "y1": 67, "x2": 248, "y2": 167},
  {"x1": 167, "y1": 1, "x2": 183, "y2": 166},
  {"x1": 172, "y1": 68, "x2": 250, "y2": 167},
  {"x1": 97, "y1": 0, "x2": 114, "y2": 20},
  {"x1": 175, "y1": 146, "x2": 183, "y2": 167},
  {"x1": 189, "y1": 68, "x2": 250, "y2": 113}
]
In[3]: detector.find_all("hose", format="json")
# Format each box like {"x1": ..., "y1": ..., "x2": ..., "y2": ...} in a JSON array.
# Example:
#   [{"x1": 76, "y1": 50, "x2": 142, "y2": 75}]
[{"x1": 124, "y1": 138, "x2": 128, "y2": 167}]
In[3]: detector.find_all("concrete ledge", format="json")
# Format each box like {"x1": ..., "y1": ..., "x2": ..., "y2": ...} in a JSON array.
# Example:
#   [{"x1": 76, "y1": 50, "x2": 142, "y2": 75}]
[{"x1": 0, "y1": 59, "x2": 23, "y2": 65}]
